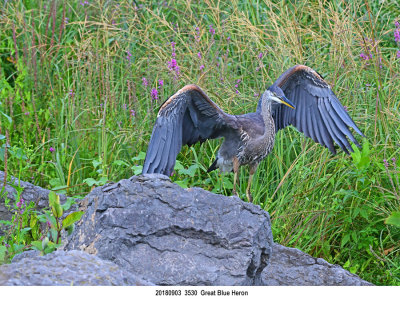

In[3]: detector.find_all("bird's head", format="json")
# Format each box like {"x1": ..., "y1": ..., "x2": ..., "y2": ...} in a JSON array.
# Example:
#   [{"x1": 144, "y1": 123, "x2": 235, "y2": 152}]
[{"x1": 264, "y1": 85, "x2": 295, "y2": 109}]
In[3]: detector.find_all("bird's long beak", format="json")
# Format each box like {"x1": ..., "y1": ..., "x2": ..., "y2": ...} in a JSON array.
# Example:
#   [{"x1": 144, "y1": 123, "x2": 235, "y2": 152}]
[{"x1": 279, "y1": 96, "x2": 295, "y2": 109}]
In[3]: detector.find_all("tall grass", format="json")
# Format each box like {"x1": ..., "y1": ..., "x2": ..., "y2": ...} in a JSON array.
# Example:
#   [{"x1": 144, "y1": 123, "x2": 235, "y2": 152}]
[{"x1": 0, "y1": 0, "x2": 399, "y2": 285}]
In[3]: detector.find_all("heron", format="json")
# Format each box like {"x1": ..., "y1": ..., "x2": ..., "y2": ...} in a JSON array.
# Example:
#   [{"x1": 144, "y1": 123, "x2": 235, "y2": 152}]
[{"x1": 142, "y1": 65, "x2": 364, "y2": 202}]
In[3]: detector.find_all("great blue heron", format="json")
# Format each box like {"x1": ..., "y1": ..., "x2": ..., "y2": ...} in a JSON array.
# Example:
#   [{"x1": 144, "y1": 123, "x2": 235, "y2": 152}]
[{"x1": 142, "y1": 65, "x2": 364, "y2": 201}]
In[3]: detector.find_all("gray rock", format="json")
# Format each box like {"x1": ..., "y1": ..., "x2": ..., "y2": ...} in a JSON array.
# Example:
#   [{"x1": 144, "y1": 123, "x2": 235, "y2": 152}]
[
  {"x1": 262, "y1": 243, "x2": 372, "y2": 285},
  {"x1": 65, "y1": 174, "x2": 273, "y2": 286},
  {"x1": 0, "y1": 250, "x2": 153, "y2": 286},
  {"x1": 0, "y1": 171, "x2": 79, "y2": 233}
]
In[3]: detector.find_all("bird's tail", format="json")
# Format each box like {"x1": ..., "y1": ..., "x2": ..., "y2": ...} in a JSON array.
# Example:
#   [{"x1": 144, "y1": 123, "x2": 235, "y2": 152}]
[{"x1": 207, "y1": 158, "x2": 218, "y2": 173}]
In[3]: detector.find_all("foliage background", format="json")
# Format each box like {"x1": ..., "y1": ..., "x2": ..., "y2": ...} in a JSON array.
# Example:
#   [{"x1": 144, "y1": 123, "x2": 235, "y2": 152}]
[{"x1": 0, "y1": 0, "x2": 399, "y2": 285}]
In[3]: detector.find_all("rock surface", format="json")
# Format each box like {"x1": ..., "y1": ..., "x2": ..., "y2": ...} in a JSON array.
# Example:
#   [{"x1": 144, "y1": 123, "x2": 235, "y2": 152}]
[
  {"x1": 65, "y1": 174, "x2": 273, "y2": 286},
  {"x1": 262, "y1": 243, "x2": 373, "y2": 286},
  {"x1": 0, "y1": 171, "x2": 73, "y2": 222},
  {"x1": 0, "y1": 250, "x2": 153, "y2": 286}
]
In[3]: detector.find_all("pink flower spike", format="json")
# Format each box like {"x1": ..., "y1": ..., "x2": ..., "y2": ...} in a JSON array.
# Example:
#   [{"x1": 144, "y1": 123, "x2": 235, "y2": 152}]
[
  {"x1": 258, "y1": 52, "x2": 263, "y2": 59},
  {"x1": 151, "y1": 88, "x2": 158, "y2": 101},
  {"x1": 49, "y1": 147, "x2": 55, "y2": 153},
  {"x1": 158, "y1": 79, "x2": 164, "y2": 87},
  {"x1": 199, "y1": 64, "x2": 205, "y2": 71},
  {"x1": 197, "y1": 52, "x2": 202, "y2": 59},
  {"x1": 142, "y1": 77, "x2": 148, "y2": 87}
]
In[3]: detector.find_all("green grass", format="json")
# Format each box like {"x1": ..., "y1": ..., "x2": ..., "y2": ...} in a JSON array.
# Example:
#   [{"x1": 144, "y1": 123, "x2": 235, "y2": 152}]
[{"x1": 0, "y1": 0, "x2": 399, "y2": 285}]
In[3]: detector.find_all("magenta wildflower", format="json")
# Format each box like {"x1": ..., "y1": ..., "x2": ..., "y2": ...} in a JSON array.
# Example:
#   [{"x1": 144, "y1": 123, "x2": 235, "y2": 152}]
[
  {"x1": 158, "y1": 79, "x2": 164, "y2": 87},
  {"x1": 209, "y1": 25, "x2": 215, "y2": 36},
  {"x1": 235, "y1": 90, "x2": 239, "y2": 94},
  {"x1": 24, "y1": 112, "x2": 29, "y2": 115},
  {"x1": 151, "y1": 88, "x2": 158, "y2": 100},
  {"x1": 227, "y1": 36, "x2": 231, "y2": 41},
  {"x1": 49, "y1": 147, "x2": 55, "y2": 153},
  {"x1": 5, "y1": 243, "x2": 10, "y2": 248},
  {"x1": 397, "y1": 50, "x2": 400, "y2": 58},
  {"x1": 258, "y1": 52, "x2": 263, "y2": 59},
  {"x1": 195, "y1": 27, "x2": 200, "y2": 41},
  {"x1": 16, "y1": 198, "x2": 24, "y2": 208},
  {"x1": 130, "y1": 110, "x2": 136, "y2": 117},
  {"x1": 394, "y1": 28, "x2": 400, "y2": 42},
  {"x1": 68, "y1": 89, "x2": 75, "y2": 97},
  {"x1": 254, "y1": 93, "x2": 259, "y2": 97},
  {"x1": 383, "y1": 159, "x2": 389, "y2": 168},
  {"x1": 197, "y1": 52, "x2": 202, "y2": 59},
  {"x1": 126, "y1": 51, "x2": 132, "y2": 61},
  {"x1": 199, "y1": 64, "x2": 205, "y2": 71},
  {"x1": 171, "y1": 41, "x2": 176, "y2": 48},
  {"x1": 343, "y1": 106, "x2": 348, "y2": 112},
  {"x1": 392, "y1": 157, "x2": 396, "y2": 165},
  {"x1": 46, "y1": 221, "x2": 51, "y2": 228},
  {"x1": 234, "y1": 84, "x2": 238, "y2": 88},
  {"x1": 360, "y1": 53, "x2": 369, "y2": 60},
  {"x1": 142, "y1": 77, "x2": 148, "y2": 87},
  {"x1": 122, "y1": 104, "x2": 127, "y2": 110}
]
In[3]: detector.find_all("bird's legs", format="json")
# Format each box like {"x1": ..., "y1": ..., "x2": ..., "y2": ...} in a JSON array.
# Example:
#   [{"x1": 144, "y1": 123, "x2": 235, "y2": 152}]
[
  {"x1": 246, "y1": 164, "x2": 258, "y2": 203},
  {"x1": 232, "y1": 156, "x2": 239, "y2": 196}
]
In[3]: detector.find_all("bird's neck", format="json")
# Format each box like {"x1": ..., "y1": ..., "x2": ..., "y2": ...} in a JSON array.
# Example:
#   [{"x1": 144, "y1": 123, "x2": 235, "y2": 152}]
[
  {"x1": 260, "y1": 100, "x2": 273, "y2": 123},
  {"x1": 260, "y1": 100, "x2": 275, "y2": 139}
]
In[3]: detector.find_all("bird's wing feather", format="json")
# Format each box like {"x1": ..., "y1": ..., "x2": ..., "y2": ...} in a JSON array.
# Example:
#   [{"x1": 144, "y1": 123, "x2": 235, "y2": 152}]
[
  {"x1": 142, "y1": 84, "x2": 237, "y2": 176},
  {"x1": 271, "y1": 65, "x2": 364, "y2": 154}
]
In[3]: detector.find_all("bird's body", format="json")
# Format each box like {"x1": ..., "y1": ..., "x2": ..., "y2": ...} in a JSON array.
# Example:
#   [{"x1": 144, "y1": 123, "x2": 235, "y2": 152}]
[
  {"x1": 209, "y1": 92, "x2": 276, "y2": 172},
  {"x1": 142, "y1": 65, "x2": 365, "y2": 202}
]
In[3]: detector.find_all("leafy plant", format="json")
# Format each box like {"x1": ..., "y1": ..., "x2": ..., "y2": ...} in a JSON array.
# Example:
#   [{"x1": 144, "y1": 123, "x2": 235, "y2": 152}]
[{"x1": 32, "y1": 192, "x2": 83, "y2": 255}]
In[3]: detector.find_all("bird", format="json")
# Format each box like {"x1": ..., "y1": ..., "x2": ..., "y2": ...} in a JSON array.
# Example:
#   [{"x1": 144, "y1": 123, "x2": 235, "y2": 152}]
[{"x1": 142, "y1": 65, "x2": 364, "y2": 202}]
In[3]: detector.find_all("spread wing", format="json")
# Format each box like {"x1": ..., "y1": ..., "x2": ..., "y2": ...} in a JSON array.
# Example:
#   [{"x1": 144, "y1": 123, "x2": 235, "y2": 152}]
[
  {"x1": 142, "y1": 84, "x2": 238, "y2": 176},
  {"x1": 271, "y1": 65, "x2": 365, "y2": 154}
]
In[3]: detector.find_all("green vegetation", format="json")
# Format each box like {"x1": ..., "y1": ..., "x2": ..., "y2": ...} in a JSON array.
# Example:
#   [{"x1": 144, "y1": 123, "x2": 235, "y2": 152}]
[{"x1": 0, "y1": 0, "x2": 399, "y2": 285}]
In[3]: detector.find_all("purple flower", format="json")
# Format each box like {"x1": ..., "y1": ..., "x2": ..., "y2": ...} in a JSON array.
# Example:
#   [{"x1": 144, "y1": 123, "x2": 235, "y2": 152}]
[
  {"x1": 16, "y1": 198, "x2": 24, "y2": 208},
  {"x1": 49, "y1": 147, "x2": 55, "y2": 153},
  {"x1": 384, "y1": 159, "x2": 389, "y2": 168},
  {"x1": 126, "y1": 51, "x2": 132, "y2": 61},
  {"x1": 235, "y1": 90, "x2": 239, "y2": 94},
  {"x1": 360, "y1": 53, "x2": 369, "y2": 60},
  {"x1": 395, "y1": 21, "x2": 400, "y2": 28},
  {"x1": 122, "y1": 104, "x2": 127, "y2": 110},
  {"x1": 5, "y1": 243, "x2": 10, "y2": 248},
  {"x1": 171, "y1": 41, "x2": 176, "y2": 48},
  {"x1": 168, "y1": 58, "x2": 177, "y2": 69},
  {"x1": 142, "y1": 77, "x2": 148, "y2": 87},
  {"x1": 158, "y1": 79, "x2": 164, "y2": 87},
  {"x1": 392, "y1": 157, "x2": 396, "y2": 165},
  {"x1": 68, "y1": 89, "x2": 75, "y2": 97},
  {"x1": 343, "y1": 106, "x2": 348, "y2": 112},
  {"x1": 46, "y1": 221, "x2": 51, "y2": 228},
  {"x1": 234, "y1": 84, "x2": 238, "y2": 88},
  {"x1": 394, "y1": 29, "x2": 400, "y2": 42},
  {"x1": 199, "y1": 64, "x2": 205, "y2": 71},
  {"x1": 195, "y1": 27, "x2": 200, "y2": 41},
  {"x1": 197, "y1": 52, "x2": 202, "y2": 59},
  {"x1": 236, "y1": 79, "x2": 241, "y2": 83},
  {"x1": 397, "y1": 50, "x2": 400, "y2": 59},
  {"x1": 151, "y1": 88, "x2": 158, "y2": 100},
  {"x1": 130, "y1": 110, "x2": 136, "y2": 117},
  {"x1": 209, "y1": 25, "x2": 215, "y2": 36},
  {"x1": 254, "y1": 93, "x2": 259, "y2": 97},
  {"x1": 258, "y1": 52, "x2": 263, "y2": 59},
  {"x1": 24, "y1": 112, "x2": 30, "y2": 115},
  {"x1": 227, "y1": 36, "x2": 231, "y2": 41}
]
